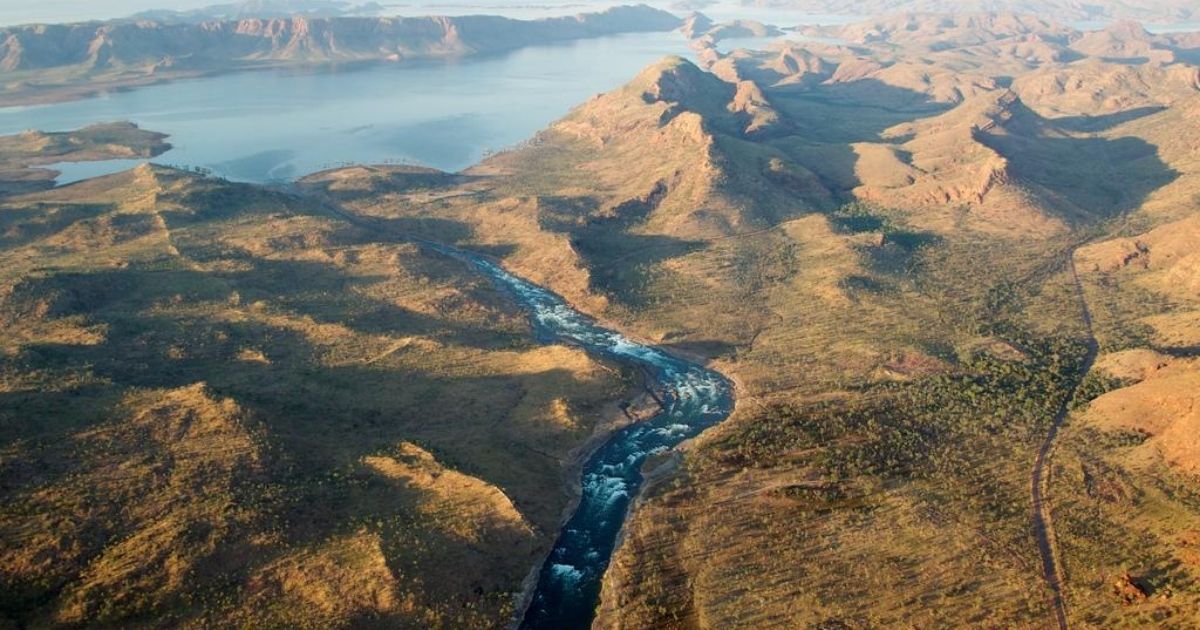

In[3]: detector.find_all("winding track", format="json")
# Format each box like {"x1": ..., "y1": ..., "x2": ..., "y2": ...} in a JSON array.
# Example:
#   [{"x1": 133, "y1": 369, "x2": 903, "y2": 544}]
[{"x1": 1030, "y1": 251, "x2": 1098, "y2": 630}]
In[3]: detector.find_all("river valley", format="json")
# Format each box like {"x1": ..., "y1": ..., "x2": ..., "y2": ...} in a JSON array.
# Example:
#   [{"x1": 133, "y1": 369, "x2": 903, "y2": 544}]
[{"x1": 424, "y1": 242, "x2": 734, "y2": 629}]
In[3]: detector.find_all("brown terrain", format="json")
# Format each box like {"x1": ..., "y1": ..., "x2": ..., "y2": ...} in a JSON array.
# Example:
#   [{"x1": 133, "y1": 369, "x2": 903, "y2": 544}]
[
  {"x1": 0, "y1": 164, "x2": 652, "y2": 628},
  {"x1": 304, "y1": 12, "x2": 1200, "y2": 628},
  {"x1": 1, "y1": 7, "x2": 1199, "y2": 630}
]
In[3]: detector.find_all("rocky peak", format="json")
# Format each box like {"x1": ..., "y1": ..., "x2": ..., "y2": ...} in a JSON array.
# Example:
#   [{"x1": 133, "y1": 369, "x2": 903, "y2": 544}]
[
  {"x1": 634, "y1": 56, "x2": 731, "y2": 108},
  {"x1": 1104, "y1": 19, "x2": 1152, "y2": 41}
]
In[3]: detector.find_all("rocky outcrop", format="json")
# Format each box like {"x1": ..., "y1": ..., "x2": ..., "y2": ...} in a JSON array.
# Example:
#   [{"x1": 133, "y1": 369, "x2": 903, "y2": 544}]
[
  {"x1": 1076, "y1": 214, "x2": 1200, "y2": 301},
  {"x1": 1112, "y1": 573, "x2": 1150, "y2": 605},
  {"x1": 728, "y1": 79, "x2": 780, "y2": 134},
  {"x1": 829, "y1": 12, "x2": 1074, "y2": 48},
  {"x1": 729, "y1": 0, "x2": 1198, "y2": 23},
  {"x1": 679, "y1": 12, "x2": 714, "y2": 39},
  {"x1": 1069, "y1": 19, "x2": 1176, "y2": 64},
  {"x1": 681, "y1": 12, "x2": 780, "y2": 45},
  {"x1": 1086, "y1": 358, "x2": 1200, "y2": 477}
]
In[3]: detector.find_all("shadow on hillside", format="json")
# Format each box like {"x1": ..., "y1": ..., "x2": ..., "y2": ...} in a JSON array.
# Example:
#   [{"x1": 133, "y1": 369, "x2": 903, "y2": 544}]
[
  {"x1": 300, "y1": 170, "x2": 481, "y2": 203},
  {"x1": 0, "y1": 202, "x2": 116, "y2": 248},
  {"x1": 573, "y1": 232, "x2": 705, "y2": 308},
  {"x1": 531, "y1": 192, "x2": 705, "y2": 308},
  {"x1": 369, "y1": 215, "x2": 476, "y2": 243},
  {"x1": 3, "y1": 259, "x2": 619, "y2": 525},
  {"x1": 978, "y1": 101, "x2": 1178, "y2": 221},
  {"x1": 1050, "y1": 105, "x2": 1166, "y2": 133},
  {"x1": 10, "y1": 258, "x2": 527, "y2": 354},
  {"x1": 758, "y1": 78, "x2": 955, "y2": 195},
  {"x1": 0, "y1": 313, "x2": 599, "y2": 618}
]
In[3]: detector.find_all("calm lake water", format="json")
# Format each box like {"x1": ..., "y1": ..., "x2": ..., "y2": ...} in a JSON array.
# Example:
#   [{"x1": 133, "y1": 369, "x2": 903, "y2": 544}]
[{"x1": 1, "y1": 30, "x2": 695, "y2": 183}]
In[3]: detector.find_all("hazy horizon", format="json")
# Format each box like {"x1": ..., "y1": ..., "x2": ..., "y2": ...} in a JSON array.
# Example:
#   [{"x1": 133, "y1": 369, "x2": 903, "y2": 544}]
[
  {"x1": 0, "y1": 0, "x2": 218, "y2": 25},
  {"x1": 0, "y1": 0, "x2": 631, "y2": 26}
]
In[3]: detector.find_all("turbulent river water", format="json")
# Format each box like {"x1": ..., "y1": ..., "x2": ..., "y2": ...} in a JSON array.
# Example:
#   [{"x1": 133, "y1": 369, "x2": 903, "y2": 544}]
[{"x1": 424, "y1": 242, "x2": 734, "y2": 629}]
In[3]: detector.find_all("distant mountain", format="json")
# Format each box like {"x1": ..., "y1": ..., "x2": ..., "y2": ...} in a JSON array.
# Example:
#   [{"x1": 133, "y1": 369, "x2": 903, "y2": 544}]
[
  {"x1": 0, "y1": 4, "x2": 682, "y2": 105},
  {"x1": 129, "y1": 0, "x2": 386, "y2": 23},
  {"x1": 0, "y1": 5, "x2": 680, "y2": 72}
]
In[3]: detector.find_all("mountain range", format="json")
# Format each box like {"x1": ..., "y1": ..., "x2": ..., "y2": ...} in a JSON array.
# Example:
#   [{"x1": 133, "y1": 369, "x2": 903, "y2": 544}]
[
  {"x1": 129, "y1": 0, "x2": 387, "y2": 23},
  {"x1": 0, "y1": 5, "x2": 682, "y2": 106}
]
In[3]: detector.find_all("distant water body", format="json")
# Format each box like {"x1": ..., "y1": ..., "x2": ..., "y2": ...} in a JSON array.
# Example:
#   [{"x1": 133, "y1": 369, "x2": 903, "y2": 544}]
[
  {"x1": 0, "y1": 31, "x2": 700, "y2": 183},
  {"x1": 0, "y1": 3, "x2": 874, "y2": 187}
]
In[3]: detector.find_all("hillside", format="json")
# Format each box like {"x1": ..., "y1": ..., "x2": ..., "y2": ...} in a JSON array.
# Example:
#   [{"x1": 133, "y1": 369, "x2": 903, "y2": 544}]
[
  {"x1": 3, "y1": 8, "x2": 1200, "y2": 630},
  {"x1": 0, "y1": 5, "x2": 681, "y2": 106},
  {"x1": 1047, "y1": 206, "x2": 1200, "y2": 625},
  {"x1": 0, "y1": 161, "x2": 643, "y2": 628},
  {"x1": 306, "y1": 12, "x2": 1200, "y2": 627}
]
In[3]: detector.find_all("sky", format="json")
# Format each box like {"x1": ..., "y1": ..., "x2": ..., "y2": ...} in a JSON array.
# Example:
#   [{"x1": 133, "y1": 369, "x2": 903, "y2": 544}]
[
  {"x1": 0, "y1": 1, "x2": 220, "y2": 25},
  {"x1": 0, "y1": 0, "x2": 627, "y2": 26}
]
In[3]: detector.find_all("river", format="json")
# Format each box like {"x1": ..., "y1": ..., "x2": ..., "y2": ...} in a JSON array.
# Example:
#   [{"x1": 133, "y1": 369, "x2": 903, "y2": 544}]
[{"x1": 421, "y1": 241, "x2": 734, "y2": 629}]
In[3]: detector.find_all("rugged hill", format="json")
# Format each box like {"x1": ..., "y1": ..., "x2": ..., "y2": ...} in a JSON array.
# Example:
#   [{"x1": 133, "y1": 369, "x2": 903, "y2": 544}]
[
  {"x1": 796, "y1": 13, "x2": 1200, "y2": 69},
  {"x1": 826, "y1": 11, "x2": 1075, "y2": 47},
  {"x1": 1012, "y1": 61, "x2": 1200, "y2": 116},
  {"x1": 681, "y1": 13, "x2": 781, "y2": 49},
  {"x1": 0, "y1": 160, "x2": 644, "y2": 628},
  {"x1": 0, "y1": 4, "x2": 681, "y2": 106},
  {"x1": 309, "y1": 7, "x2": 1198, "y2": 391},
  {"x1": 1044, "y1": 205, "x2": 1200, "y2": 625}
]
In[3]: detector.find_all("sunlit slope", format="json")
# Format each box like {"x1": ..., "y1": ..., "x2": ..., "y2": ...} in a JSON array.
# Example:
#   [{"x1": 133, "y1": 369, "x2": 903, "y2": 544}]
[
  {"x1": 0, "y1": 164, "x2": 634, "y2": 628},
  {"x1": 310, "y1": 11, "x2": 1200, "y2": 626}
]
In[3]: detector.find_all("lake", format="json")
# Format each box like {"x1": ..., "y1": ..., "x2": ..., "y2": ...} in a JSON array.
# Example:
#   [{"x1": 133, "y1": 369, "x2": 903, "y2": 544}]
[
  {"x1": 1, "y1": 30, "x2": 696, "y2": 183},
  {"x1": 0, "y1": 0, "x2": 880, "y2": 187}
]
